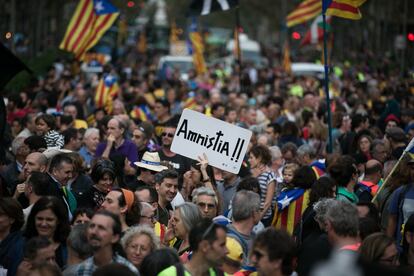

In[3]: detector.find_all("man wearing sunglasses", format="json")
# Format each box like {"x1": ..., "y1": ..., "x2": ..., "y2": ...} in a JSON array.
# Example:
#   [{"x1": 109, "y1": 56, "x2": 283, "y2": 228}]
[
  {"x1": 158, "y1": 218, "x2": 228, "y2": 276},
  {"x1": 192, "y1": 187, "x2": 219, "y2": 219},
  {"x1": 158, "y1": 124, "x2": 192, "y2": 182}
]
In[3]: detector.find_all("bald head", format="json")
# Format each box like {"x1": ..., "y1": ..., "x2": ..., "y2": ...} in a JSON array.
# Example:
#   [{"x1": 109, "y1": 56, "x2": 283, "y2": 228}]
[
  {"x1": 364, "y1": 159, "x2": 382, "y2": 183},
  {"x1": 23, "y1": 152, "x2": 48, "y2": 178}
]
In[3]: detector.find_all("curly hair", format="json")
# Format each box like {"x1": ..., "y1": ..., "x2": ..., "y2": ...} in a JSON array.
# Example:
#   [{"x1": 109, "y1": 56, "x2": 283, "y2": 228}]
[{"x1": 121, "y1": 225, "x2": 160, "y2": 253}]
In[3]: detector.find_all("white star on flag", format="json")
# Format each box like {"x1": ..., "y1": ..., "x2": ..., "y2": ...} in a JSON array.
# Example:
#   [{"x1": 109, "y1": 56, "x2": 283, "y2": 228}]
[
  {"x1": 279, "y1": 195, "x2": 292, "y2": 210},
  {"x1": 95, "y1": 1, "x2": 104, "y2": 12}
]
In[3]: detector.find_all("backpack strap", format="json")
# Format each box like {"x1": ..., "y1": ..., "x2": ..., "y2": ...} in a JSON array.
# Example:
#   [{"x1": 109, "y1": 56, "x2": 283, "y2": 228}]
[{"x1": 174, "y1": 263, "x2": 185, "y2": 276}]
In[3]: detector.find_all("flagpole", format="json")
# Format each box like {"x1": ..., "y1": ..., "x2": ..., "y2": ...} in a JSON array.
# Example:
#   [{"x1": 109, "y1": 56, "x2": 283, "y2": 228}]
[
  {"x1": 235, "y1": 6, "x2": 242, "y2": 93},
  {"x1": 322, "y1": 12, "x2": 333, "y2": 154}
]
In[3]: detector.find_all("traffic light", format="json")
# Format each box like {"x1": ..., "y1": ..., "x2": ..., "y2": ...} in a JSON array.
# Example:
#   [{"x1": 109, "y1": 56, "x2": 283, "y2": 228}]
[
  {"x1": 292, "y1": 32, "x2": 301, "y2": 40},
  {"x1": 408, "y1": 33, "x2": 414, "y2": 42}
]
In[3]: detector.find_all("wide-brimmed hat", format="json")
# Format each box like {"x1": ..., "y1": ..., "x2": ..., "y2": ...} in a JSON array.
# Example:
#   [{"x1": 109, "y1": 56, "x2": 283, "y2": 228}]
[{"x1": 134, "y1": 151, "x2": 168, "y2": 172}]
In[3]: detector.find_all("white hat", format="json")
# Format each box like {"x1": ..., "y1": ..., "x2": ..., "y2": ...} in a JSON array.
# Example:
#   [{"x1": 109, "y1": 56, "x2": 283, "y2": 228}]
[{"x1": 134, "y1": 152, "x2": 168, "y2": 172}]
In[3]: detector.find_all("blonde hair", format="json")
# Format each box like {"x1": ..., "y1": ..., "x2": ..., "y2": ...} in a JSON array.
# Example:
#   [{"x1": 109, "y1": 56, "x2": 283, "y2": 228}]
[{"x1": 283, "y1": 163, "x2": 299, "y2": 174}]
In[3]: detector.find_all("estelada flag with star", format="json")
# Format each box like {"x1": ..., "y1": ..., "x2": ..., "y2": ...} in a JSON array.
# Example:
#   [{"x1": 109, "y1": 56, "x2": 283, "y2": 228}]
[
  {"x1": 94, "y1": 74, "x2": 119, "y2": 114},
  {"x1": 272, "y1": 188, "x2": 310, "y2": 235},
  {"x1": 59, "y1": 0, "x2": 119, "y2": 61}
]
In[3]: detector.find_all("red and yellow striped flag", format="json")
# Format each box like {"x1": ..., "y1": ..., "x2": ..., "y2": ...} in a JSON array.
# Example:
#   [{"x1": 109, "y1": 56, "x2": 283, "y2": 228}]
[
  {"x1": 283, "y1": 42, "x2": 292, "y2": 74},
  {"x1": 94, "y1": 75, "x2": 119, "y2": 114},
  {"x1": 137, "y1": 31, "x2": 147, "y2": 54},
  {"x1": 272, "y1": 190, "x2": 310, "y2": 235},
  {"x1": 130, "y1": 105, "x2": 154, "y2": 122},
  {"x1": 325, "y1": 0, "x2": 366, "y2": 20},
  {"x1": 59, "y1": 0, "x2": 119, "y2": 61},
  {"x1": 189, "y1": 32, "x2": 207, "y2": 75},
  {"x1": 286, "y1": 0, "x2": 322, "y2": 28}
]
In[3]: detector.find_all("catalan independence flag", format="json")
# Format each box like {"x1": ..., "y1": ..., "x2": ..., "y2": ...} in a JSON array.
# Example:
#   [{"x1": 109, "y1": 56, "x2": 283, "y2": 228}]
[
  {"x1": 323, "y1": 0, "x2": 366, "y2": 20},
  {"x1": 310, "y1": 160, "x2": 326, "y2": 179},
  {"x1": 130, "y1": 105, "x2": 154, "y2": 122},
  {"x1": 94, "y1": 75, "x2": 119, "y2": 114},
  {"x1": 286, "y1": 0, "x2": 321, "y2": 28},
  {"x1": 189, "y1": 20, "x2": 207, "y2": 75},
  {"x1": 183, "y1": 91, "x2": 197, "y2": 110},
  {"x1": 406, "y1": 137, "x2": 414, "y2": 159},
  {"x1": 59, "y1": 0, "x2": 119, "y2": 61},
  {"x1": 272, "y1": 188, "x2": 310, "y2": 235}
]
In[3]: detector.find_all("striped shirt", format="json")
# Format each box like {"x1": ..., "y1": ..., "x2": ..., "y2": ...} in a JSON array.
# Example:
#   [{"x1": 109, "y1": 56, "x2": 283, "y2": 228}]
[
  {"x1": 44, "y1": 130, "x2": 64, "y2": 149},
  {"x1": 257, "y1": 171, "x2": 277, "y2": 220}
]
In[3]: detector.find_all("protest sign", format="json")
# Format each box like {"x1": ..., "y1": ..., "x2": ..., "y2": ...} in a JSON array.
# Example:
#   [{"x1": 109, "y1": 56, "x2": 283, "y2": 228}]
[{"x1": 171, "y1": 109, "x2": 252, "y2": 174}]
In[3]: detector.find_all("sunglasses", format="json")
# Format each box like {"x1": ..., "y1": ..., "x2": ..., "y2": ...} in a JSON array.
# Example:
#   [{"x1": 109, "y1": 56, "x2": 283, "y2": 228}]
[
  {"x1": 140, "y1": 168, "x2": 157, "y2": 175},
  {"x1": 161, "y1": 132, "x2": 174, "y2": 138}
]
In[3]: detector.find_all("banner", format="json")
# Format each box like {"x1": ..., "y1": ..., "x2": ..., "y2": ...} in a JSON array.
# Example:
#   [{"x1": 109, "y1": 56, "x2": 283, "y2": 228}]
[{"x1": 171, "y1": 109, "x2": 252, "y2": 174}]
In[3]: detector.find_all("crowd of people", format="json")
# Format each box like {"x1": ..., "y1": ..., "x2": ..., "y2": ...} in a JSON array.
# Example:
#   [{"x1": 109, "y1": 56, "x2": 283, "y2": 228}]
[{"x1": 0, "y1": 48, "x2": 414, "y2": 276}]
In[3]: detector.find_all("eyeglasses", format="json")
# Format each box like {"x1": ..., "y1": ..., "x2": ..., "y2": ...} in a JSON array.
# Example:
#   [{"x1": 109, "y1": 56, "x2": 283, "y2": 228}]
[
  {"x1": 141, "y1": 215, "x2": 156, "y2": 222},
  {"x1": 161, "y1": 132, "x2": 174, "y2": 138},
  {"x1": 128, "y1": 244, "x2": 148, "y2": 252},
  {"x1": 197, "y1": 202, "x2": 216, "y2": 209}
]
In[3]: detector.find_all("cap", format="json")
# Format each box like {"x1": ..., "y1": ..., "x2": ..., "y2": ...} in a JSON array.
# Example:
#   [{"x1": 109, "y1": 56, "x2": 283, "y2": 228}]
[
  {"x1": 226, "y1": 237, "x2": 243, "y2": 263},
  {"x1": 137, "y1": 121, "x2": 154, "y2": 139},
  {"x1": 386, "y1": 127, "x2": 406, "y2": 143},
  {"x1": 385, "y1": 114, "x2": 401, "y2": 124}
]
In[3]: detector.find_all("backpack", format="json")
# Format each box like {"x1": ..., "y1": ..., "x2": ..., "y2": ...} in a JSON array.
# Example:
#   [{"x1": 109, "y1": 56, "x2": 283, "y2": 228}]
[{"x1": 226, "y1": 227, "x2": 249, "y2": 264}]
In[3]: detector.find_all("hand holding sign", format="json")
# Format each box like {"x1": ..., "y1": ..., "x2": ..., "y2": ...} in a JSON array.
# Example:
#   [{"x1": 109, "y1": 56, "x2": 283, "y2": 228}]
[{"x1": 197, "y1": 153, "x2": 209, "y2": 171}]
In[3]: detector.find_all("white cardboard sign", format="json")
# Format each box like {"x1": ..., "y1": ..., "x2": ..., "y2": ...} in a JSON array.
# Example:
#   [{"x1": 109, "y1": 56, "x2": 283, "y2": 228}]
[{"x1": 171, "y1": 109, "x2": 252, "y2": 174}]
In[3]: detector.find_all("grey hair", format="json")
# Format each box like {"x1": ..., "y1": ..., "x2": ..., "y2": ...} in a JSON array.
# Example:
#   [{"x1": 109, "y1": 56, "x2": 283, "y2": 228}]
[
  {"x1": 83, "y1": 127, "x2": 99, "y2": 139},
  {"x1": 297, "y1": 144, "x2": 316, "y2": 159},
  {"x1": 121, "y1": 225, "x2": 160, "y2": 252},
  {"x1": 67, "y1": 224, "x2": 93, "y2": 260},
  {"x1": 232, "y1": 190, "x2": 261, "y2": 221},
  {"x1": 176, "y1": 202, "x2": 203, "y2": 232},
  {"x1": 370, "y1": 139, "x2": 386, "y2": 152},
  {"x1": 269, "y1": 145, "x2": 282, "y2": 162},
  {"x1": 192, "y1": 187, "x2": 218, "y2": 206},
  {"x1": 313, "y1": 198, "x2": 336, "y2": 227},
  {"x1": 140, "y1": 202, "x2": 153, "y2": 214},
  {"x1": 12, "y1": 136, "x2": 26, "y2": 155},
  {"x1": 321, "y1": 199, "x2": 359, "y2": 238}
]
